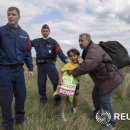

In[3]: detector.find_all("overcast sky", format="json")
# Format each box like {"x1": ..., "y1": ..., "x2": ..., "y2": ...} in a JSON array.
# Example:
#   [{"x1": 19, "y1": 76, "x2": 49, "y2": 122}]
[{"x1": 0, "y1": 0, "x2": 130, "y2": 56}]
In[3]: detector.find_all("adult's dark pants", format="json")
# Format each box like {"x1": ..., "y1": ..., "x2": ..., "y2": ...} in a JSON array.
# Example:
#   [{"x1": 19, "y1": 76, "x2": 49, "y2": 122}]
[
  {"x1": 0, "y1": 67, "x2": 26, "y2": 128},
  {"x1": 92, "y1": 86, "x2": 115, "y2": 126},
  {"x1": 37, "y1": 63, "x2": 60, "y2": 101}
]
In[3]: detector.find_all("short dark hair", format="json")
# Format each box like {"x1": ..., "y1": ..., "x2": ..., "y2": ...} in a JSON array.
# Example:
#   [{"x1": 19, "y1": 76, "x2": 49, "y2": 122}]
[
  {"x1": 79, "y1": 33, "x2": 91, "y2": 43},
  {"x1": 7, "y1": 6, "x2": 20, "y2": 16},
  {"x1": 67, "y1": 48, "x2": 80, "y2": 57}
]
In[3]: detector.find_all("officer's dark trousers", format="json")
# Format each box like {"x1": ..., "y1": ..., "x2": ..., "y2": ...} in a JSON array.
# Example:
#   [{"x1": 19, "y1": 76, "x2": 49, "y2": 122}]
[
  {"x1": 92, "y1": 86, "x2": 115, "y2": 126},
  {"x1": 0, "y1": 67, "x2": 26, "y2": 128},
  {"x1": 37, "y1": 63, "x2": 59, "y2": 101}
]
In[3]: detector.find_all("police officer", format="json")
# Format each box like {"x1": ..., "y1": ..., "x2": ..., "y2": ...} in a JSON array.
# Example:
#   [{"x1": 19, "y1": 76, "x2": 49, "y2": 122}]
[
  {"x1": 32, "y1": 24, "x2": 67, "y2": 105},
  {"x1": 0, "y1": 7, "x2": 33, "y2": 130}
]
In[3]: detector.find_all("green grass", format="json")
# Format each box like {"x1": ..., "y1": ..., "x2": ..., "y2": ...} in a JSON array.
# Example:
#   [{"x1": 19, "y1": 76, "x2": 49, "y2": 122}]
[{"x1": 0, "y1": 59, "x2": 130, "y2": 130}]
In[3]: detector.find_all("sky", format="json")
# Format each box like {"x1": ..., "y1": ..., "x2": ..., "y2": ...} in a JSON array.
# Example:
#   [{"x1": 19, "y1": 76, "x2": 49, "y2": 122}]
[{"x1": 0, "y1": 0, "x2": 130, "y2": 57}]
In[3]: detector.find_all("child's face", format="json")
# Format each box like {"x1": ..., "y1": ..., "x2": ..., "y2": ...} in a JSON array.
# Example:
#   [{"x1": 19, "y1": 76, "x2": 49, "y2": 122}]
[{"x1": 68, "y1": 52, "x2": 79, "y2": 63}]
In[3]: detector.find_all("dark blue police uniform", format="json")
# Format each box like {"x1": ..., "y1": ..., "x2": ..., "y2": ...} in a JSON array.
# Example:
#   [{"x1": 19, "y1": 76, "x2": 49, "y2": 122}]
[
  {"x1": 32, "y1": 37, "x2": 67, "y2": 104},
  {"x1": 0, "y1": 24, "x2": 33, "y2": 129}
]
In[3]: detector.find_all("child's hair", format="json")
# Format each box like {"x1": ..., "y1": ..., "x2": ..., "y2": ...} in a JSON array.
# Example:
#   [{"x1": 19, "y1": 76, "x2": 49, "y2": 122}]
[{"x1": 67, "y1": 48, "x2": 80, "y2": 57}]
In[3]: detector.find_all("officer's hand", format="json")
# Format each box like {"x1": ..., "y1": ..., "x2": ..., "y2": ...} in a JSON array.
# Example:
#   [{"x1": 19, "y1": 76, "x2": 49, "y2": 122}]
[{"x1": 28, "y1": 71, "x2": 33, "y2": 79}]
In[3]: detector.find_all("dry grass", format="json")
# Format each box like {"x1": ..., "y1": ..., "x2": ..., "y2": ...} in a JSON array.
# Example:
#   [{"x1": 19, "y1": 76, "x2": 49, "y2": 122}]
[
  {"x1": 0, "y1": 59, "x2": 130, "y2": 130},
  {"x1": 115, "y1": 74, "x2": 130, "y2": 98}
]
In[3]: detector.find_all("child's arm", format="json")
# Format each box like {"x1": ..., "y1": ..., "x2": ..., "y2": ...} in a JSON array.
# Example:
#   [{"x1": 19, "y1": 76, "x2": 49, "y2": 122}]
[{"x1": 58, "y1": 71, "x2": 64, "y2": 85}]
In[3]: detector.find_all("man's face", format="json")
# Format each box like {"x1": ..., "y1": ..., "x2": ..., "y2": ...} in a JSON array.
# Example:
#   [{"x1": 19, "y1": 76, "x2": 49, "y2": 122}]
[
  {"x1": 41, "y1": 28, "x2": 50, "y2": 38},
  {"x1": 7, "y1": 10, "x2": 20, "y2": 27},
  {"x1": 79, "y1": 35, "x2": 89, "y2": 49}
]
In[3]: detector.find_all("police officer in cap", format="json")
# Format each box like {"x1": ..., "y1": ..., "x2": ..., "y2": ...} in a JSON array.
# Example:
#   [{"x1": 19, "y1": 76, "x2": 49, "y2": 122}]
[{"x1": 32, "y1": 24, "x2": 67, "y2": 105}]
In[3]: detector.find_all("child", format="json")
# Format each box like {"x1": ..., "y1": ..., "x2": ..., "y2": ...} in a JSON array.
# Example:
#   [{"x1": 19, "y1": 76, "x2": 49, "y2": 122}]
[{"x1": 58, "y1": 48, "x2": 80, "y2": 122}]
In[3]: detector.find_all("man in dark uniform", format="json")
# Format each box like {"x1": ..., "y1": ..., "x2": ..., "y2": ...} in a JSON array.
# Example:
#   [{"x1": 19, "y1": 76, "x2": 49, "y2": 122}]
[
  {"x1": 0, "y1": 7, "x2": 33, "y2": 130},
  {"x1": 32, "y1": 24, "x2": 67, "y2": 105}
]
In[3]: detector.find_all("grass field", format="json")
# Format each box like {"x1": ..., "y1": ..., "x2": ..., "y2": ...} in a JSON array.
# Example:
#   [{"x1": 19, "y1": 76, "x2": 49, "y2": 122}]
[{"x1": 0, "y1": 59, "x2": 130, "y2": 130}]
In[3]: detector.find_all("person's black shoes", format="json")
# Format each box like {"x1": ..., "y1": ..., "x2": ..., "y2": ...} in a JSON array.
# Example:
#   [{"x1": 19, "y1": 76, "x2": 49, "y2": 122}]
[
  {"x1": 40, "y1": 96, "x2": 60, "y2": 106},
  {"x1": 15, "y1": 120, "x2": 25, "y2": 125},
  {"x1": 4, "y1": 127, "x2": 13, "y2": 130},
  {"x1": 40, "y1": 97, "x2": 48, "y2": 106},
  {"x1": 3, "y1": 125, "x2": 13, "y2": 130}
]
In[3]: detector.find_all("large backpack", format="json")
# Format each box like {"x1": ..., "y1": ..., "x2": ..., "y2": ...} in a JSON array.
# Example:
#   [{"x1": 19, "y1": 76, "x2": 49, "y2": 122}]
[{"x1": 99, "y1": 41, "x2": 130, "y2": 69}]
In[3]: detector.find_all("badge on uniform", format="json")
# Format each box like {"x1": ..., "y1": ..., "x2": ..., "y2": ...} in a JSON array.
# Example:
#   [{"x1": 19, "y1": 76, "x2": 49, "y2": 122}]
[{"x1": 49, "y1": 50, "x2": 51, "y2": 53}]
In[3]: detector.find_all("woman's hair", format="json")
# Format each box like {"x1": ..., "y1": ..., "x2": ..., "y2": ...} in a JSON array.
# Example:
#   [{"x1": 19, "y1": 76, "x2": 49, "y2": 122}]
[{"x1": 67, "y1": 48, "x2": 80, "y2": 57}]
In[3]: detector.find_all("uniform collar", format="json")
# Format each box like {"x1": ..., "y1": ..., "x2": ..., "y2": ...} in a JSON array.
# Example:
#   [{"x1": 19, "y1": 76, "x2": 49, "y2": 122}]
[
  {"x1": 6, "y1": 23, "x2": 20, "y2": 31},
  {"x1": 42, "y1": 36, "x2": 50, "y2": 40}
]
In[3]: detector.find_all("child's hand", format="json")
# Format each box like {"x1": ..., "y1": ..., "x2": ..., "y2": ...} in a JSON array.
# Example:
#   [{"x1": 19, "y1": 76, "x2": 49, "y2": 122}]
[
  {"x1": 67, "y1": 70, "x2": 72, "y2": 75},
  {"x1": 58, "y1": 78, "x2": 63, "y2": 85}
]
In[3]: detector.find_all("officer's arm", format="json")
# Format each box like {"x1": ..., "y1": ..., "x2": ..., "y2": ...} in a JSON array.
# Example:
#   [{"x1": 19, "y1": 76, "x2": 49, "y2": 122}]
[
  {"x1": 55, "y1": 43, "x2": 68, "y2": 64},
  {"x1": 31, "y1": 40, "x2": 34, "y2": 47},
  {"x1": 0, "y1": 29, "x2": 2, "y2": 45},
  {"x1": 24, "y1": 36, "x2": 33, "y2": 71}
]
